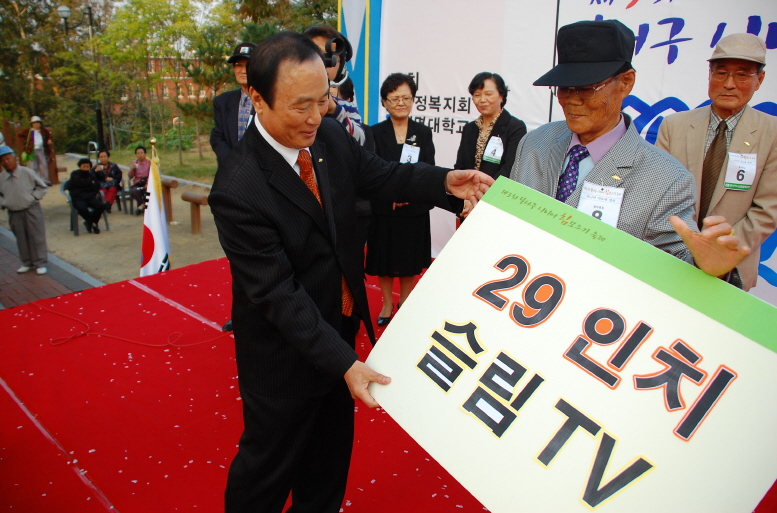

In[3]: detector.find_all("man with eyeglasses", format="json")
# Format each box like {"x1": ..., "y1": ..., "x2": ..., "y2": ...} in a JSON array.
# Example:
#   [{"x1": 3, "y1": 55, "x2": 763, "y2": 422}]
[
  {"x1": 657, "y1": 33, "x2": 777, "y2": 291},
  {"x1": 510, "y1": 19, "x2": 749, "y2": 282},
  {"x1": 210, "y1": 42, "x2": 258, "y2": 167}
]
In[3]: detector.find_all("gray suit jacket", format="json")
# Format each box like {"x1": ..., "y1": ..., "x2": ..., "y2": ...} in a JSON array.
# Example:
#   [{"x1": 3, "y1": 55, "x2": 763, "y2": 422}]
[
  {"x1": 510, "y1": 116, "x2": 696, "y2": 263},
  {"x1": 657, "y1": 105, "x2": 777, "y2": 290}
]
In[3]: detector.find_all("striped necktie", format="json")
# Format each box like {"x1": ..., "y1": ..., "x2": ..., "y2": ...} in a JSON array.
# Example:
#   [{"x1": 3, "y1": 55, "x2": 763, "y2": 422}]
[{"x1": 297, "y1": 149, "x2": 354, "y2": 317}]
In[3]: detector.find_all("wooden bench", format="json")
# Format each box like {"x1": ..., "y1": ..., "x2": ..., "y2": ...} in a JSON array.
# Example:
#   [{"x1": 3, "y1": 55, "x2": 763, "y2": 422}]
[{"x1": 181, "y1": 192, "x2": 208, "y2": 235}]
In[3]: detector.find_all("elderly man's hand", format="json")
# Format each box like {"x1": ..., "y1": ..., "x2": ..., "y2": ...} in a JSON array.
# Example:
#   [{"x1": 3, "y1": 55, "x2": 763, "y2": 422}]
[
  {"x1": 446, "y1": 170, "x2": 494, "y2": 210},
  {"x1": 669, "y1": 215, "x2": 751, "y2": 278},
  {"x1": 344, "y1": 360, "x2": 391, "y2": 408}
]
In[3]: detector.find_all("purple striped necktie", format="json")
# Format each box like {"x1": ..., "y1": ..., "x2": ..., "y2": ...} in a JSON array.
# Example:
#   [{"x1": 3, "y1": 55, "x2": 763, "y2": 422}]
[{"x1": 556, "y1": 144, "x2": 589, "y2": 202}]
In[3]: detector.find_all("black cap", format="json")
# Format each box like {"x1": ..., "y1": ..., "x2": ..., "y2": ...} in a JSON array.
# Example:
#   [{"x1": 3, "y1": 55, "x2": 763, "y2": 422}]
[
  {"x1": 227, "y1": 42, "x2": 257, "y2": 64},
  {"x1": 534, "y1": 20, "x2": 635, "y2": 87}
]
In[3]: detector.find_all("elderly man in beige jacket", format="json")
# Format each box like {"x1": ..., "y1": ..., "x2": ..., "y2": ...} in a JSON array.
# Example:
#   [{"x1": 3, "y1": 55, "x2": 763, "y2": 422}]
[
  {"x1": 657, "y1": 33, "x2": 777, "y2": 290},
  {"x1": 0, "y1": 145, "x2": 49, "y2": 275}
]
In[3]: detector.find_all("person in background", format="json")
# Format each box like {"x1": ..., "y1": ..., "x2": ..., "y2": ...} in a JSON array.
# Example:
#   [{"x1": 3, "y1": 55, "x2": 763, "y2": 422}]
[
  {"x1": 509, "y1": 19, "x2": 749, "y2": 282},
  {"x1": 657, "y1": 33, "x2": 777, "y2": 291},
  {"x1": 92, "y1": 150, "x2": 123, "y2": 213},
  {"x1": 210, "y1": 42, "x2": 258, "y2": 167},
  {"x1": 366, "y1": 73, "x2": 435, "y2": 326},
  {"x1": 455, "y1": 73, "x2": 527, "y2": 217},
  {"x1": 303, "y1": 25, "x2": 366, "y2": 145},
  {"x1": 66, "y1": 157, "x2": 104, "y2": 234},
  {"x1": 455, "y1": 73, "x2": 527, "y2": 179},
  {"x1": 337, "y1": 76, "x2": 355, "y2": 102},
  {"x1": 18, "y1": 116, "x2": 55, "y2": 186},
  {"x1": 0, "y1": 145, "x2": 48, "y2": 274},
  {"x1": 128, "y1": 146, "x2": 150, "y2": 215}
]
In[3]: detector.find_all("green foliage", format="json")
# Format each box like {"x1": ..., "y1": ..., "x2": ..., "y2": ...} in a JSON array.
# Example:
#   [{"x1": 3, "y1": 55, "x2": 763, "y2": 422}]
[{"x1": 0, "y1": 0, "x2": 339, "y2": 152}]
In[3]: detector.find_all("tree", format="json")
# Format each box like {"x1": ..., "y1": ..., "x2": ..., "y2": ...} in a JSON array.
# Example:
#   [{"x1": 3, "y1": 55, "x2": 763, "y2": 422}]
[{"x1": 178, "y1": 25, "x2": 234, "y2": 159}]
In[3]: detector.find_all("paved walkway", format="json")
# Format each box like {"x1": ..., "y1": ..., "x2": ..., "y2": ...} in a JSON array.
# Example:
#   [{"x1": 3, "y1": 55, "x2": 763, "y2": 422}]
[{"x1": 0, "y1": 226, "x2": 103, "y2": 310}]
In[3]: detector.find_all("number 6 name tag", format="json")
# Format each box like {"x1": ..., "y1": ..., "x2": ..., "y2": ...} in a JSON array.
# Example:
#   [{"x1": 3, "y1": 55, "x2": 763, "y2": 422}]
[{"x1": 724, "y1": 152, "x2": 757, "y2": 191}]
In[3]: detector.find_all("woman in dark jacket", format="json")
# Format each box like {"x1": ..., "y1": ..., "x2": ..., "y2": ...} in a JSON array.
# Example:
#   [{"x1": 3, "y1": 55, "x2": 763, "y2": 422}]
[
  {"x1": 66, "y1": 157, "x2": 104, "y2": 234},
  {"x1": 92, "y1": 149, "x2": 123, "y2": 213},
  {"x1": 366, "y1": 73, "x2": 435, "y2": 326},
  {"x1": 454, "y1": 73, "x2": 527, "y2": 216}
]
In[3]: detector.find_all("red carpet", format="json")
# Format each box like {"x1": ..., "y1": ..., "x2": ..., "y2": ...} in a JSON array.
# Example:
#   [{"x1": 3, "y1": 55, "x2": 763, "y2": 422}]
[{"x1": 1, "y1": 258, "x2": 774, "y2": 512}]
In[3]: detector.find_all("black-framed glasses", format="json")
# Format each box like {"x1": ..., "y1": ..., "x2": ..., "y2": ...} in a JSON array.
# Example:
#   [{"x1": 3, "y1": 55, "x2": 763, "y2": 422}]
[
  {"x1": 385, "y1": 95, "x2": 414, "y2": 105},
  {"x1": 709, "y1": 70, "x2": 759, "y2": 83},
  {"x1": 552, "y1": 74, "x2": 621, "y2": 101}
]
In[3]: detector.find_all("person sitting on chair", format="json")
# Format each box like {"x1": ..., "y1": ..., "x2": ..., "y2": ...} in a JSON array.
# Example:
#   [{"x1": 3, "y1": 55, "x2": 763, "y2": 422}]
[
  {"x1": 92, "y1": 150, "x2": 123, "y2": 213},
  {"x1": 67, "y1": 157, "x2": 105, "y2": 234},
  {"x1": 129, "y1": 146, "x2": 150, "y2": 215}
]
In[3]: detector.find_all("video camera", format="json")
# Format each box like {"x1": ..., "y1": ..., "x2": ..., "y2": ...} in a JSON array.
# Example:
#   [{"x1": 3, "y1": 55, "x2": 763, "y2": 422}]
[{"x1": 321, "y1": 36, "x2": 353, "y2": 87}]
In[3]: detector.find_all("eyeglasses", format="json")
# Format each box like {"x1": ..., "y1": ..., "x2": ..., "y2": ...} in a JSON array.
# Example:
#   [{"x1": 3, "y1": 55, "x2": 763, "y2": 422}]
[
  {"x1": 709, "y1": 69, "x2": 759, "y2": 83},
  {"x1": 385, "y1": 95, "x2": 414, "y2": 105},
  {"x1": 233, "y1": 61, "x2": 247, "y2": 69},
  {"x1": 552, "y1": 74, "x2": 621, "y2": 101}
]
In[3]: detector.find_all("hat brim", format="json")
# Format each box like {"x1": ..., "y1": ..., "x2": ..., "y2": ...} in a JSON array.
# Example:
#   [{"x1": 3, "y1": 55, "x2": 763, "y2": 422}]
[
  {"x1": 708, "y1": 55, "x2": 765, "y2": 65},
  {"x1": 533, "y1": 61, "x2": 628, "y2": 87},
  {"x1": 227, "y1": 55, "x2": 250, "y2": 64}
]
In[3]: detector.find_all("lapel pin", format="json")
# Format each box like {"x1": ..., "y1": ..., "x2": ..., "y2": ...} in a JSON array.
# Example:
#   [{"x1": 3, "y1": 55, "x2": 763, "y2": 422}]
[
  {"x1": 612, "y1": 175, "x2": 622, "y2": 180},
  {"x1": 318, "y1": 158, "x2": 323, "y2": 162},
  {"x1": 744, "y1": 141, "x2": 751, "y2": 146}
]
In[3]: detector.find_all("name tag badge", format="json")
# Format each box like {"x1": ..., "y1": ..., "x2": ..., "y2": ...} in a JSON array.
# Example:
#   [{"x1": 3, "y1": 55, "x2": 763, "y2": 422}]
[
  {"x1": 724, "y1": 152, "x2": 757, "y2": 191},
  {"x1": 400, "y1": 143, "x2": 421, "y2": 164},
  {"x1": 577, "y1": 181, "x2": 625, "y2": 228},
  {"x1": 482, "y1": 136, "x2": 504, "y2": 164}
]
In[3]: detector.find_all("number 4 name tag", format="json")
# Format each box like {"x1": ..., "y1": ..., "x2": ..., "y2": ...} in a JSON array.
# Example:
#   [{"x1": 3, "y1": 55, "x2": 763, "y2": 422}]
[
  {"x1": 576, "y1": 182, "x2": 625, "y2": 228},
  {"x1": 724, "y1": 152, "x2": 757, "y2": 191}
]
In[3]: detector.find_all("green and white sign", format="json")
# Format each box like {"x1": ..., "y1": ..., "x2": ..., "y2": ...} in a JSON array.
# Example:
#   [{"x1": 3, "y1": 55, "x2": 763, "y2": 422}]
[{"x1": 367, "y1": 177, "x2": 777, "y2": 513}]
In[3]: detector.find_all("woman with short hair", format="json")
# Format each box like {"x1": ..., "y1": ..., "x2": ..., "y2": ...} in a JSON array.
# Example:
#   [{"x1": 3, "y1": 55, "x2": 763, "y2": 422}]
[{"x1": 366, "y1": 73, "x2": 435, "y2": 327}]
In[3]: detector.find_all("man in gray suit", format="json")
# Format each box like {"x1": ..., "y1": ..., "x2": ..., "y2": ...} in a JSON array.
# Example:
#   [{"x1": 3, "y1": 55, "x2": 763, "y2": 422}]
[{"x1": 509, "y1": 19, "x2": 749, "y2": 280}]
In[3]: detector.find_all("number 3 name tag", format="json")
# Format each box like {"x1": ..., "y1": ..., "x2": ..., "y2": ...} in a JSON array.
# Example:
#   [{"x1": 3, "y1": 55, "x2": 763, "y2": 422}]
[
  {"x1": 724, "y1": 152, "x2": 757, "y2": 191},
  {"x1": 483, "y1": 136, "x2": 504, "y2": 164},
  {"x1": 400, "y1": 143, "x2": 421, "y2": 164},
  {"x1": 576, "y1": 182, "x2": 625, "y2": 228}
]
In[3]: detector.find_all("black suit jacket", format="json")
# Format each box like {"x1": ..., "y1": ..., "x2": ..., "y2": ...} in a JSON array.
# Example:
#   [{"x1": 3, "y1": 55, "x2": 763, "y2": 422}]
[
  {"x1": 454, "y1": 108, "x2": 527, "y2": 179},
  {"x1": 210, "y1": 88, "x2": 253, "y2": 164},
  {"x1": 209, "y1": 119, "x2": 456, "y2": 399},
  {"x1": 370, "y1": 118, "x2": 435, "y2": 217}
]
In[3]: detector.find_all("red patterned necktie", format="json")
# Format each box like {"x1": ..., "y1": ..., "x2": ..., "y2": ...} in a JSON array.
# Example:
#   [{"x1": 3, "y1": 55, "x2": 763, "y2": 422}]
[{"x1": 297, "y1": 150, "x2": 354, "y2": 317}]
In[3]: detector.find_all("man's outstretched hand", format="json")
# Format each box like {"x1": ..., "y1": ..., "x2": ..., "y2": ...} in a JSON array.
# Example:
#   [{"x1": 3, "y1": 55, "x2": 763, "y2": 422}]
[
  {"x1": 670, "y1": 215, "x2": 751, "y2": 278},
  {"x1": 445, "y1": 170, "x2": 495, "y2": 211},
  {"x1": 344, "y1": 360, "x2": 391, "y2": 408}
]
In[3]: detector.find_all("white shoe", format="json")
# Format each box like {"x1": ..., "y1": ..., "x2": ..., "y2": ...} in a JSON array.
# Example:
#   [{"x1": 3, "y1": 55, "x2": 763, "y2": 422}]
[
  {"x1": 17, "y1": 266, "x2": 31, "y2": 273},
  {"x1": 36, "y1": 267, "x2": 48, "y2": 275}
]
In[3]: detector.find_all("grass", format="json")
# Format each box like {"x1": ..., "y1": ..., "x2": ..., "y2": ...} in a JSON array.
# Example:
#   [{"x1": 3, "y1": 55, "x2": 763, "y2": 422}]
[{"x1": 106, "y1": 141, "x2": 218, "y2": 185}]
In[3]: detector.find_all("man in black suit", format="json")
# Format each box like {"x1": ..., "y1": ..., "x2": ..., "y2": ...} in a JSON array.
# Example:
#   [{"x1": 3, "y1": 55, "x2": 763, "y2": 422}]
[
  {"x1": 210, "y1": 42, "x2": 257, "y2": 165},
  {"x1": 208, "y1": 32, "x2": 492, "y2": 513}
]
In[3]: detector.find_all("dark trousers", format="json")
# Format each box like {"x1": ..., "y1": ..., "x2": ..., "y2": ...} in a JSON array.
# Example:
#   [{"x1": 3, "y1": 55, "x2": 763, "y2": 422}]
[
  {"x1": 225, "y1": 316, "x2": 360, "y2": 513},
  {"x1": 72, "y1": 195, "x2": 105, "y2": 226}
]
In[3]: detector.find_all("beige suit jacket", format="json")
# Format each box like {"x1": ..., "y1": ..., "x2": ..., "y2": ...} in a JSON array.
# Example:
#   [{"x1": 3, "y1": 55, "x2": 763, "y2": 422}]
[{"x1": 657, "y1": 105, "x2": 777, "y2": 290}]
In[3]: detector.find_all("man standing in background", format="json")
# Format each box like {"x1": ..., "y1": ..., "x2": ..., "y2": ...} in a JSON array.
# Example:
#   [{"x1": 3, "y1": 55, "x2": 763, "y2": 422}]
[
  {"x1": 210, "y1": 42, "x2": 258, "y2": 167},
  {"x1": 657, "y1": 33, "x2": 777, "y2": 290},
  {"x1": 0, "y1": 145, "x2": 48, "y2": 275}
]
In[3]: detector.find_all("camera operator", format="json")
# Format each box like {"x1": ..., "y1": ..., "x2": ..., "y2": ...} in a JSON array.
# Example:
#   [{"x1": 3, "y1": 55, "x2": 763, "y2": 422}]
[{"x1": 303, "y1": 25, "x2": 366, "y2": 146}]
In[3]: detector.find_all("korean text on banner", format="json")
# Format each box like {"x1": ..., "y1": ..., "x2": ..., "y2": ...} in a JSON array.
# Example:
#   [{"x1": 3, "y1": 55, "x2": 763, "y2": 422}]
[{"x1": 366, "y1": 177, "x2": 777, "y2": 513}]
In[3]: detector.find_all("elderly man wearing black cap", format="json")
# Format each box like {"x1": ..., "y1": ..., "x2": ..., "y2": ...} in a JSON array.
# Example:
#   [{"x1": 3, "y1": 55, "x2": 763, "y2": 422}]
[
  {"x1": 210, "y1": 42, "x2": 258, "y2": 166},
  {"x1": 657, "y1": 33, "x2": 777, "y2": 291},
  {"x1": 509, "y1": 19, "x2": 749, "y2": 281}
]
